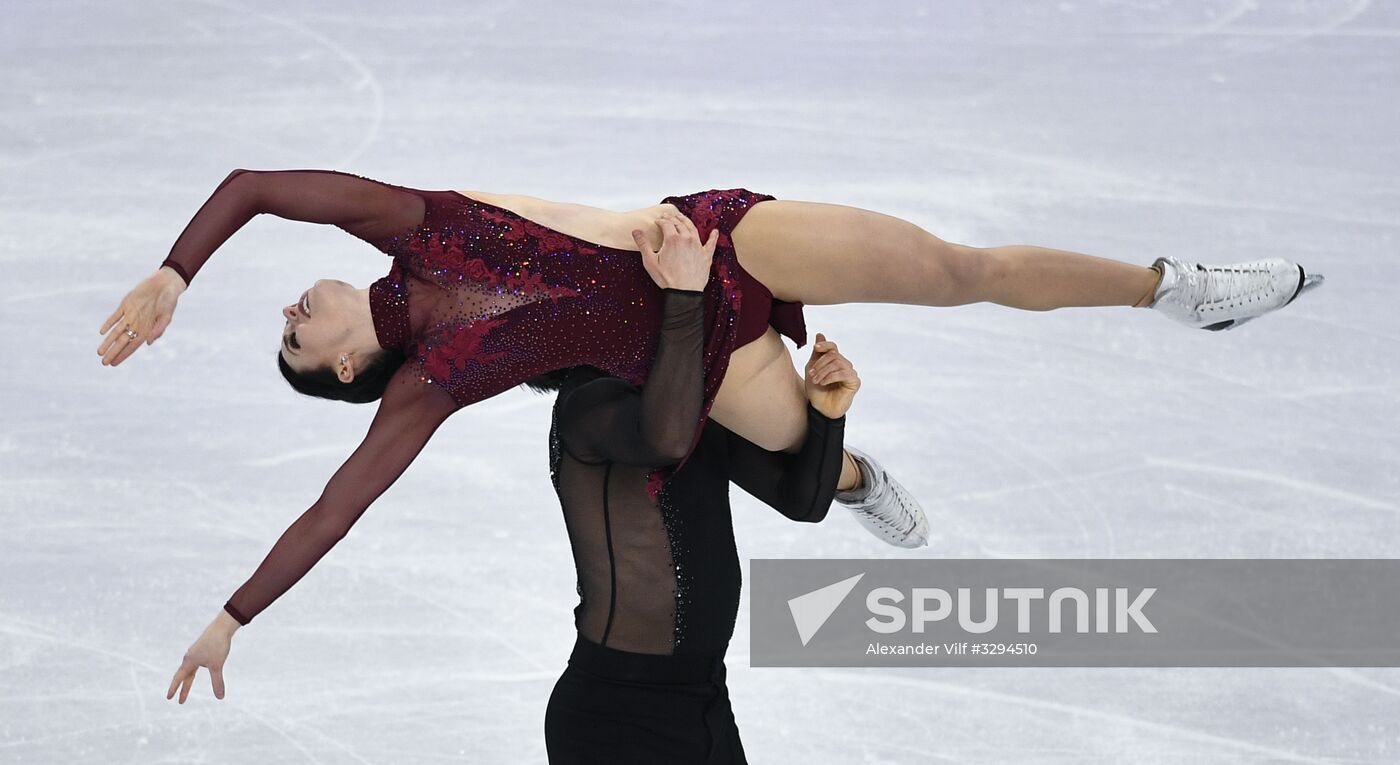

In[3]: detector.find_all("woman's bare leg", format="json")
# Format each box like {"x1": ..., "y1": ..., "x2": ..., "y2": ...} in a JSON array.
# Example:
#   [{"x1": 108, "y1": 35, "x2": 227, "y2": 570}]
[
  {"x1": 729, "y1": 199, "x2": 1161, "y2": 309},
  {"x1": 709, "y1": 327, "x2": 861, "y2": 492},
  {"x1": 710, "y1": 327, "x2": 807, "y2": 452},
  {"x1": 710, "y1": 197, "x2": 1161, "y2": 458}
]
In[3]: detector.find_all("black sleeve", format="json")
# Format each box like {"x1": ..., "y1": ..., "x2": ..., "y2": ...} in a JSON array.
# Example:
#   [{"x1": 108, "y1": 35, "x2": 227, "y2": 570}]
[
  {"x1": 556, "y1": 288, "x2": 706, "y2": 467},
  {"x1": 159, "y1": 168, "x2": 425, "y2": 286},
  {"x1": 724, "y1": 402, "x2": 846, "y2": 523}
]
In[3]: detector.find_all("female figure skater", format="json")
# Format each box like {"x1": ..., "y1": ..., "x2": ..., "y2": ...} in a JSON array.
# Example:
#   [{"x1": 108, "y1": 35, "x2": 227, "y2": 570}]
[
  {"x1": 124, "y1": 169, "x2": 1317, "y2": 696},
  {"x1": 542, "y1": 212, "x2": 857, "y2": 763}
]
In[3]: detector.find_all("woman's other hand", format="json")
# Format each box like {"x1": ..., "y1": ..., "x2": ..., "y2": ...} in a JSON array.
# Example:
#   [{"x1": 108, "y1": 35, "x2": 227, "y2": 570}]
[
  {"x1": 804, "y1": 332, "x2": 860, "y2": 419},
  {"x1": 633, "y1": 211, "x2": 717, "y2": 292},
  {"x1": 167, "y1": 610, "x2": 239, "y2": 703},
  {"x1": 98, "y1": 266, "x2": 185, "y2": 366}
]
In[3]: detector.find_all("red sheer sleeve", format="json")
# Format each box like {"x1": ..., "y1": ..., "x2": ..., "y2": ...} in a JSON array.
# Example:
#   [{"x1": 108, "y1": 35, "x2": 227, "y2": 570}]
[
  {"x1": 160, "y1": 169, "x2": 425, "y2": 286},
  {"x1": 222, "y1": 372, "x2": 455, "y2": 625}
]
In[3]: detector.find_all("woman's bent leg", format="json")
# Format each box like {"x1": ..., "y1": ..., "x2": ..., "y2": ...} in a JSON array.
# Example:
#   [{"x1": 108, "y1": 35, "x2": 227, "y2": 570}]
[
  {"x1": 709, "y1": 329, "x2": 866, "y2": 490},
  {"x1": 730, "y1": 199, "x2": 1161, "y2": 310},
  {"x1": 710, "y1": 327, "x2": 808, "y2": 453}
]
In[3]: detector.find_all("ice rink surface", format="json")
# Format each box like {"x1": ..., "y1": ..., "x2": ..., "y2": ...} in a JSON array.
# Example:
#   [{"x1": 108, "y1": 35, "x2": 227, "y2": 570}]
[{"x1": 3, "y1": 0, "x2": 1398, "y2": 762}]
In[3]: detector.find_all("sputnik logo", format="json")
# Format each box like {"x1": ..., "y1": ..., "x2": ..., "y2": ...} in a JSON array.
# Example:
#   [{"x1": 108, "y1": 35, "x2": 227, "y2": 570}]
[{"x1": 786, "y1": 573, "x2": 865, "y2": 646}]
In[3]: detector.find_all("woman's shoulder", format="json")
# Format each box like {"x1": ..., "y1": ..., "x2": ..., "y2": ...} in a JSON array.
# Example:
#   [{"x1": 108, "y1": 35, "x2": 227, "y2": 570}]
[{"x1": 381, "y1": 361, "x2": 458, "y2": 408}]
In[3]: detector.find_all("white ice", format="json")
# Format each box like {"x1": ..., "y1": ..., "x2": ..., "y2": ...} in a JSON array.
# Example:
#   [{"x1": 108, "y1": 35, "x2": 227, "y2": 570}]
[{"x1": 2, "y1": 0, "x2": 1398, "y2": 762}]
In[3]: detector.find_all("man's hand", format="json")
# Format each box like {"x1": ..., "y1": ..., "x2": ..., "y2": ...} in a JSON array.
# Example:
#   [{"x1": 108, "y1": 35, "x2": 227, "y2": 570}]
[
  {"x1": 804, "y1": 332, "x2": 859, "y2": 419},
  {"x1": 633, "y1": 212, "x2": 717, "y2": 292}
]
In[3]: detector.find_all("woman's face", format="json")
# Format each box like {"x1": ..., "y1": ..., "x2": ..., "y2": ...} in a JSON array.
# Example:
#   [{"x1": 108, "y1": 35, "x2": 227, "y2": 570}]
[{"x1": 279, "y1": 279, "x2": 361, "y2": 373}]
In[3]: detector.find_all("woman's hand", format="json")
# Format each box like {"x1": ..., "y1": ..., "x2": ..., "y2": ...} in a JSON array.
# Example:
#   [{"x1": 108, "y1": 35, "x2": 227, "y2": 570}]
[
  {"x1": 167, "y1": 610, "x2": 239, "y2": 703},
  {"x1": 98, "y1": 266, "x2": 186, "y2": 366},
  {"x1": 804, "y1": 332, "x2": 860, "y2": 419},
  {"x1": 632, "y1": 211, "x2": 717, "y2": 292}
]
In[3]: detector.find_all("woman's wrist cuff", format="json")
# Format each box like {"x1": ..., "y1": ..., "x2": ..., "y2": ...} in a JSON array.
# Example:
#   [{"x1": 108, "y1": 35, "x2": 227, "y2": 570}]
[
  {"x1": 160, "y1": 260, "x2": 193, "y2": 287},
  {"x1": 223, "y1": 601, "x2": 251, "y2": 626}
]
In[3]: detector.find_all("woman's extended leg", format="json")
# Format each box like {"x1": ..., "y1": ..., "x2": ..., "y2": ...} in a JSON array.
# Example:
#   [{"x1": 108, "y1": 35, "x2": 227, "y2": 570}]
[
  {"x1": 729, "y1": 199, "x2": 1162, "y2": 309},
  {"x1": 709, "y1": 198, "x2": 1161, "y2": 453},
  {"x1": 709, "y1": 196, "x2": 1315, "y2": 488}
]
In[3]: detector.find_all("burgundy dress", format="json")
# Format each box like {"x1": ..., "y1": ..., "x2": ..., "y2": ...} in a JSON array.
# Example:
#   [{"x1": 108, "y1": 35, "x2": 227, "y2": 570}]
[{"x1": 156, "y1": 169, "x2": 807, "y2": 625}]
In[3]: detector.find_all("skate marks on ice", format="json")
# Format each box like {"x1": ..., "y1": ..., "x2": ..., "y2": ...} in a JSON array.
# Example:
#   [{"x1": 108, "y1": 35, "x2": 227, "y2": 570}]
[
  {"x1": 917, "y1": 389, "x2": 1115, "y2": 559},
  {"x1": 7, "y1": 0, "x2": 1399, "y2": 760},
  {"x1": 1145, "y1": 457, "x2": 1398, "y2": 515},
  {"x1": 1132, "y1": 0, "x2": 1379, "y2": 57},
  {"x1": 1191, "y1": 0, "x2": 1374, "y2": 62},
  {"x1": 1143, "y1": 0, "x2": 1261, "y2": 50},
  {"x1": 0, "y1": 615, "x2": 370, "y2": 765},
  {"x1": 866, "y1": 319, "x2": 1241, "y2": 555},
  {"x1": 187, "y1": 0, "x2": 385, "y2": 168},
  {"x1": 809, "y1": 670, "x2": 1343, "y2": 764},
  {"x1": 246, "y1": 444, "x2": 361, "y2": 469}
]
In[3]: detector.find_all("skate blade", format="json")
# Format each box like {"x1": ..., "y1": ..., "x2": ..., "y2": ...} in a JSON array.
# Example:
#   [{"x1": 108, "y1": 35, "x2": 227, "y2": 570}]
[
  {"x1": 1296, "y1": 273, "x2": 1325, "y2": 298},
  {"x1": 1202, "y1": 318, "x2": 1240, "y2": 331},
  {"x1": 1284, "y1": 266, "x2": 1324, "y2": 307}
]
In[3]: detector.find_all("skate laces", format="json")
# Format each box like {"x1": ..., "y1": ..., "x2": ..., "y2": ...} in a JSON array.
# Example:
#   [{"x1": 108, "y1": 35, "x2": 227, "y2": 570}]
[
  {"x1": 858, "y1": 467, "x2": 919, "y2": 536},
  {"x1": 1181, "y1": 261, "x2": 1270, "y2": 314},
  {"x1": 1208, "y1": 264, "x2": 1254, "y2": 308},
  {"x1": 1198, "y1": 263, "x2": 1265, "y2": 308}
]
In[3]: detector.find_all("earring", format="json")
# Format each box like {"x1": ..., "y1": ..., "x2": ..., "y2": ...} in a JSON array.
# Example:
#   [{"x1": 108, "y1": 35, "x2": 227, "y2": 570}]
[{"x1": 340, "y1": 354, "x2": 349, "y2": 366}]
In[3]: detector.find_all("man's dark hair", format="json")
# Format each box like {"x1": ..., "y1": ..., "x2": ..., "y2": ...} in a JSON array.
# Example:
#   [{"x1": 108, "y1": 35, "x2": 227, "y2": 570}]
[{"x1": 521, "y1": 365, "x2": 612, "y2": 394}]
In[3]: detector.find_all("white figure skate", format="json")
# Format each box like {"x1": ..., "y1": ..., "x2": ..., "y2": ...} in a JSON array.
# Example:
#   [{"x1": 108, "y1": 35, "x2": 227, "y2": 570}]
[
  {"x1": 835, "y1": 446, "x2": 930, "y2": 549},
  {"x1": 1148, "y1": 256, "x2": 1324, "y2": 331}
]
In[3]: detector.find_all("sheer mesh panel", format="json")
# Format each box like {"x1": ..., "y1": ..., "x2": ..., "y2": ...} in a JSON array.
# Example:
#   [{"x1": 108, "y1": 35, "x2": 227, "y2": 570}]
[{"x1": 551, "y1": 453, "x2": 679, "y2": 654}]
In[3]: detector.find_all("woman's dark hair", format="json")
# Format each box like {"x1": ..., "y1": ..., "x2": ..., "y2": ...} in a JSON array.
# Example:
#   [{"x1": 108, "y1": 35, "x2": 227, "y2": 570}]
[
  {"x1": 277, "y1": 348, "x2": 408, "y2": 404},
  {"x1": 280, "y1": 350, "x2": 610, "y2": 402},
  {"x1": 521, "y1": 365, "x2": 611, "y2": 394}
]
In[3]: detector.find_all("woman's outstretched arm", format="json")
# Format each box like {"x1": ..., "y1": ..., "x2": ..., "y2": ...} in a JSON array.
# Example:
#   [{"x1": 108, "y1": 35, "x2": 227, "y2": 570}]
[
  {"x1": 222, "y1": 377, "x2": 455, "y2": 626},
  {"x1": 158, "y1": 169, "x2": 424, "y2": 287},
  {"x1": 167, "y1": 374, "x2": 454, "y2": 703},
  {"x1": 99, "y1": 169, "x2": 423, "y2": 366}
]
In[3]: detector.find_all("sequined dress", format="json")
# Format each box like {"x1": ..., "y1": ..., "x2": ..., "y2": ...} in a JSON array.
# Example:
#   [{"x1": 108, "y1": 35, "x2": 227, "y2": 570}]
[{"x1": 156, "y1": 169, "x2": 808, "y2": 626}]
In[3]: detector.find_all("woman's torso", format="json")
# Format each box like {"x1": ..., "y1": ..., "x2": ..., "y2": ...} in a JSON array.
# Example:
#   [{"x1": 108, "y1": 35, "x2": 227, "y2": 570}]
[
  {"x1": 455, "y1": 190, "x2": 680, "y2": 255},
  {"x1": 369, "y1": 184, "x2": 785, "y2": 484},
  {"x1": 371, "y1": 188, "x2": 696, "y2": 407}
]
